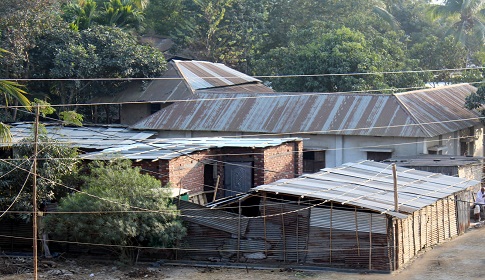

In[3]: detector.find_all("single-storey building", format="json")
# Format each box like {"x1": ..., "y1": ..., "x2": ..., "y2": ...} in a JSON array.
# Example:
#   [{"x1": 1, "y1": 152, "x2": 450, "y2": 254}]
[
  {"x1": 130, "y1": 83, "x2": 484, "y2": 170},
  {"x1": 90, "y1": 59, "x2": 274, "y2": 125},
  {"x1": 170, "y1": 161, "x2": 479, "y2": 271},
  {"x1": 81, "y1": 137, "x2": 303, "y2": 203},
  {"x1": 386, "y1": 155, "x2": 483, "y2": 180}
]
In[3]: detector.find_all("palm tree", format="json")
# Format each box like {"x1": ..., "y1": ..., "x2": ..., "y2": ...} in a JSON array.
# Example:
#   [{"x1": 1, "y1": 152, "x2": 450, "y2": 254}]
[
  {"x1": 0, "y1": 49, "x2": 31, "y2": 143},
  {"x1": 428, "y1": 0, "x2": 485, "y2": 52}
]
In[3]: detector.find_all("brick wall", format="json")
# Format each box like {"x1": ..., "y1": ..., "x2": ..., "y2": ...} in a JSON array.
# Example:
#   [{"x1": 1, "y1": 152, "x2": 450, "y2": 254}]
[
  {"x1": 133, "y1": 140, "x2": 303, "y2": 198},
  {"x1": 167, "y1": 151, "x2": 208, "y2": 193},
  {"x1": 262, "y1": 141, "x2": 302, "y2": 184}
]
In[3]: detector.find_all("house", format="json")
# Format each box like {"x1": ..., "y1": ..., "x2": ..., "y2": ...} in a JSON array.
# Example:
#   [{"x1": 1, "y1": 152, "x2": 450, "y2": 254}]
[
  {"x1": 90, "y1": 60, "x2": 274, "y2": 125},
  {"x1": 81, "y1": 137, "x2": 303, "y2": 203},
  {"x1": 130, "y1": 83, "x2": 484, "y2": 170},
  {"x1": 168, "y1": 161, "x2": 479, "y2": 271},
  {"x1": 385, "y1": 155, "x2": 483, "y2": 180}
]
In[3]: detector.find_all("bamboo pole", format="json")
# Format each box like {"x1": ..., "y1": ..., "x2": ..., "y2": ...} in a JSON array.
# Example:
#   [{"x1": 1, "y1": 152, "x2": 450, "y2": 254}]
[
  {"x1": 281, "y1": 203, "x2": 286, "y2": 262},
  {"x1": 392, "y1": 164, "x2": 398, "y2": 212},
  {"x1": 296, "y1": 198, "x2": 301, "y2": 262},
  {"x1": 263, "y1": 193, "x2": 267, "y2": 256},
  {"x1": 212, "y1": 175, "x2": 220, "y2": 202},
  {"x1": 355, "y1": 207, "x2": 360, "y2": 256},
  {"x1": 237, "y1": 199, "x2": 241, "y2": 261},
  {"x1": 32, "y1": 105, "x2": 39, "y2": 280},
  {"x1": 330, "y1": 202, "x2": 333, "y2": 264},
  {"x1": 369, "y1": 213, "x2": 372, "y2": 270}
]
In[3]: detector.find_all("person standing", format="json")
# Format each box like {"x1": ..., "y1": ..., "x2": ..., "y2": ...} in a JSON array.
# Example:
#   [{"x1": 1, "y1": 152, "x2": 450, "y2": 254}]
[
  {"x1": 38, "y1": 203, "x2": 52, "y2": 258},
  {"x1": 474, "y1": 186, "x2": 485, "y2": 222}
]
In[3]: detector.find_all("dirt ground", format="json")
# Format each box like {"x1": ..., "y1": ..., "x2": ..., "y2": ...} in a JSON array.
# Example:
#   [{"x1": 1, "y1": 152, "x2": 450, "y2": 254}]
[{"x1": 2, "y1": 224, "x2": 484, "y2": 280}]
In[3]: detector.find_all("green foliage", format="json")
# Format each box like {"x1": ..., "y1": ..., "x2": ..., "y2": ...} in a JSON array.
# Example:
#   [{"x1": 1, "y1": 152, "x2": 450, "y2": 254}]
[
  {"x1": 62, "y1": 0, "x2": 145, "y2": 31},
  {"x1": 45, "y1": 160, "x2": 186, "y2": 263},
  {"x1": 28, "y1": 25, "x2": 166, "y2": 117},
  {"x1": 32, "y1": 99, "x2": 57, "y2": 117},
  {"x1": 254, "y1": 27, "x2": 425, "y2": 92},
  {"x1": 0, "y1": 48, "x2": 31, "y2": 142},
  {"x1": 59, "y1": 111, "x2": 84, "y2": 126},
  {"x1": 427, "y1": 0, "x2": 485, "y2": 58},
  {"x1": 0, "y1": 131, "x2": 79, "y2": 220},
  {"x1": 144, "y1": 0, "x2": 185, "y2": 36}
]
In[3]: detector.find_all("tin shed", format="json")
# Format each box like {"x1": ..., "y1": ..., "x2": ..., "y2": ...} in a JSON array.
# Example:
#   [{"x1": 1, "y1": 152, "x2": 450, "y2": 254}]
[{"x1": 250, "y1": 160, "x2": 479, "y2": 271}]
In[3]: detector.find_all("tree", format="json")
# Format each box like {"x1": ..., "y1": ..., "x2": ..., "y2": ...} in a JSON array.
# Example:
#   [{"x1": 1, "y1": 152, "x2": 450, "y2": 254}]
[
  {"x1": 28, "y1": 25, "x2": 167, "y2": 119},
  {"x1": 0, "y1": 48, "x2": 31, "y2": 142},
  {"x1": 144, "y1": 0, "x2": 185, "y2": 36},
  {"x1": 428, "y1": 0, "x2": 485, "y2": 59},
  {"x1": 465, "y1": 83, "x2": 485, "y2": 124},
  {"x1": 45, "y1": 160, "x2": 186, "y2": 263},
  {"x1": 62, "y1": 0, "x2": 146, "y2": 31},
  {"x1": 254, "y1": 27, "x2": 425, "y2": 92},
  {"x1": 0, "y1": 126, "x2": 79, "y2": 220}
]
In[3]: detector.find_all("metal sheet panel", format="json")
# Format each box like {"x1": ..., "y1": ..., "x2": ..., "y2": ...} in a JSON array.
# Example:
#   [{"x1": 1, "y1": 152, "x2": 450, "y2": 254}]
[
  {"x1": 395, "y1": 84, "x2": 479, "y2": 137},
  {"x1": 177, "y1": 200, "x2": 249, "y2": 236},
  {"x1": 175, "y1": 60, "x2": 260, "y2": 91},
  {"x1": 253, "y1": 161, "x2": 479, "y2": 218},
  {"x1": 5, "y1": 123, "x2": 156, "y2": 150},
  {"x1": 80, "y1": 137, "x2": 301, "y2": 160},
  {"x1": 132, "y1": 84, "x2": 479, "y2": 138}
]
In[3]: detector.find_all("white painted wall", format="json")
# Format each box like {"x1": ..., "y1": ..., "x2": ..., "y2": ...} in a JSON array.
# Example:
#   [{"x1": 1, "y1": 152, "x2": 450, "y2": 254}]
[{"x1": 152, "y1": 126, "x2": 484, "y2": 168}]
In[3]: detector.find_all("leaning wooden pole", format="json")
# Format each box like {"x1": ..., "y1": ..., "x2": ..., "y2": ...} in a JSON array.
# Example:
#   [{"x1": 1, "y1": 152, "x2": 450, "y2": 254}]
[
  {"x1": 392, "y1": 164, "x2": 398, "y2": 212},
  {"x1": 32, "y1": 105, "x2": 40, "y2": 280}
]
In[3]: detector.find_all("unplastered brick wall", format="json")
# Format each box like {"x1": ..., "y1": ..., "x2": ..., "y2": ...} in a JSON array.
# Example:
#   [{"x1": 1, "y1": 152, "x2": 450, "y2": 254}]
[
  {"x1": 133, "y1": 161, "x2": 163, "y2": 181},
  {"x1": 132, "y1": 140, "x2": 303, "y2": 196},
  {"x1": 263, "y1": 141, "x2": 303, "y2": 184},
  {"x1": 166, "y1": 151, "x2": 209, "y2": 193}
]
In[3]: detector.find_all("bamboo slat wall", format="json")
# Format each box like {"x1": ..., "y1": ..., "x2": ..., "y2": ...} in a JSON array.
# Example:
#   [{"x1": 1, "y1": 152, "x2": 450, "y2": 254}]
[{"x1": 395, "y1": 195, "x2": 462, "y2": 269}]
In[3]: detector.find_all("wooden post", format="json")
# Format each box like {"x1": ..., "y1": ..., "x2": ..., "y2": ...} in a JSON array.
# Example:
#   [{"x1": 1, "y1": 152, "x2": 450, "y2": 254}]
[
  {"x1": 296, "y1": 197, "x2": 300, "y2": 262},
  {"x1": 330, "y1": 202, "x2": 333, "y2": 264},
  {"x1": 369, "y1": 213, "x2": 373, "y2": 270},
  {"x1": 212, "y1": 175, "x2": 220, "y2": 202},
  {"x1": 355, "y1": 206, "x2": 360, "y2": 256},
  {"x1": 32, "y1": 105, "x2": 39, "y2": 280},
  {"x1": 263, "y1": 193, "x2": 267, "y2": 256},
  {"x1": 281, "y1": 203, "x2": 286, "y2": 262},
  {"x1": 237, "y1": 198, "x2": 241, "y2": 261},
  {"x1": 392, "y1": 164, "x2": 399, "y2": 213}
]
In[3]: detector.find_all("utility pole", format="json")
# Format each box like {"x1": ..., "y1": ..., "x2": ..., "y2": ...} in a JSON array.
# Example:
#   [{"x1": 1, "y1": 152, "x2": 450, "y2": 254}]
[{"x1": 32, "y1": 105, "x2": 39, "y2": 280}]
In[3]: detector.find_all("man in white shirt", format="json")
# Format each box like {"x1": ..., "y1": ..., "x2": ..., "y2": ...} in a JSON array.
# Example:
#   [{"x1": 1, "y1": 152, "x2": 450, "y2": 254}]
[{"x1": 475, "y1": 186, "x2": 485, "y2": 222}]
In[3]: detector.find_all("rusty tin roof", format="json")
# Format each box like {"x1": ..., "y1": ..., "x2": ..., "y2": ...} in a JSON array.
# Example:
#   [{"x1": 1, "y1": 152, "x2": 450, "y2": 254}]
[
  {"x1": 91, "y1": 60, "x2": 272, "y2": 103},
  {"x1": 132, "y1": 84, "x2": 480, "y2": 138}
]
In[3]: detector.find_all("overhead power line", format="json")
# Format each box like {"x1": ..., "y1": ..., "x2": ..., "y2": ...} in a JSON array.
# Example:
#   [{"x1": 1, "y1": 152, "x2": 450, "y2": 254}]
[{"x1": 1, "y1": 65, "x2": 484, "y2": 82}]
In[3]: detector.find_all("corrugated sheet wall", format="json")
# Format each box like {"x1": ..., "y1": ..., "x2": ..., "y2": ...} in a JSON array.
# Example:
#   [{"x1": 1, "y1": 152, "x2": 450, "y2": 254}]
[
  {"x1": 395, "y1": 194, "x2": 462, "y2": 269},
  {"x1": 262, "y1": 199, "x2": 310, "y2": 263},
  {"x1": 307, "y1": 205, "x2": 390, "y2": 271}
]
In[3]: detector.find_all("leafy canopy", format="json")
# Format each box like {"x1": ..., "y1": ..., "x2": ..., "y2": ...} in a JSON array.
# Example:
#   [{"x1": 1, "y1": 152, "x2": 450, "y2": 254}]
[{"x1": 45, "y1": 160, "x2": 186, "y2": 263}]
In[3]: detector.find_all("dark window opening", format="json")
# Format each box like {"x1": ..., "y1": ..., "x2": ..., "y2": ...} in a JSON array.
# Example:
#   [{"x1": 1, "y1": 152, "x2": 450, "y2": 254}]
[
  {"x1": 150, "y1": 103, "x2": 161, "y2": 114},
  {"x1": 367, "y1": 152, "x2": 392, "y2": 162},
  {"x1": 204, "y1": 164, "x2": 216, "y2": 203},
  {"x1": 303, "y1": 150, "x2": 326, "y2": 173}
]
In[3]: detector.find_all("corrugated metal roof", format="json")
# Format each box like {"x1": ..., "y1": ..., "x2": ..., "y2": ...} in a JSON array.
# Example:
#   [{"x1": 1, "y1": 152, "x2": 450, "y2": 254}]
[
  {"x1": 4, "y1": 123, "x2": 155, "y2": 150},
  {"x1": 395, "y1": 84, "x2": 479, "y2": 137},
  {"x1": 132, "y1": 84, "x2": 480, "y2": 138},
  {"x1": 90, "y1": 62, "x2": 192, "y2": 103},
  {"x1": 386, "y1": 155, "x2": 483, "y2": 167},
  {"x1": 175, "y1": 60, "x2": 260, "y2": 91},
  {"x1": 80, "y1": 137, "x2": 302, "y2": 160},
  {"x1": 252, "y1": 160, "x2": 479, "y2": 218},
  {"x1": 91, "y1": 60, "x2": 272, "y2": 103}
]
